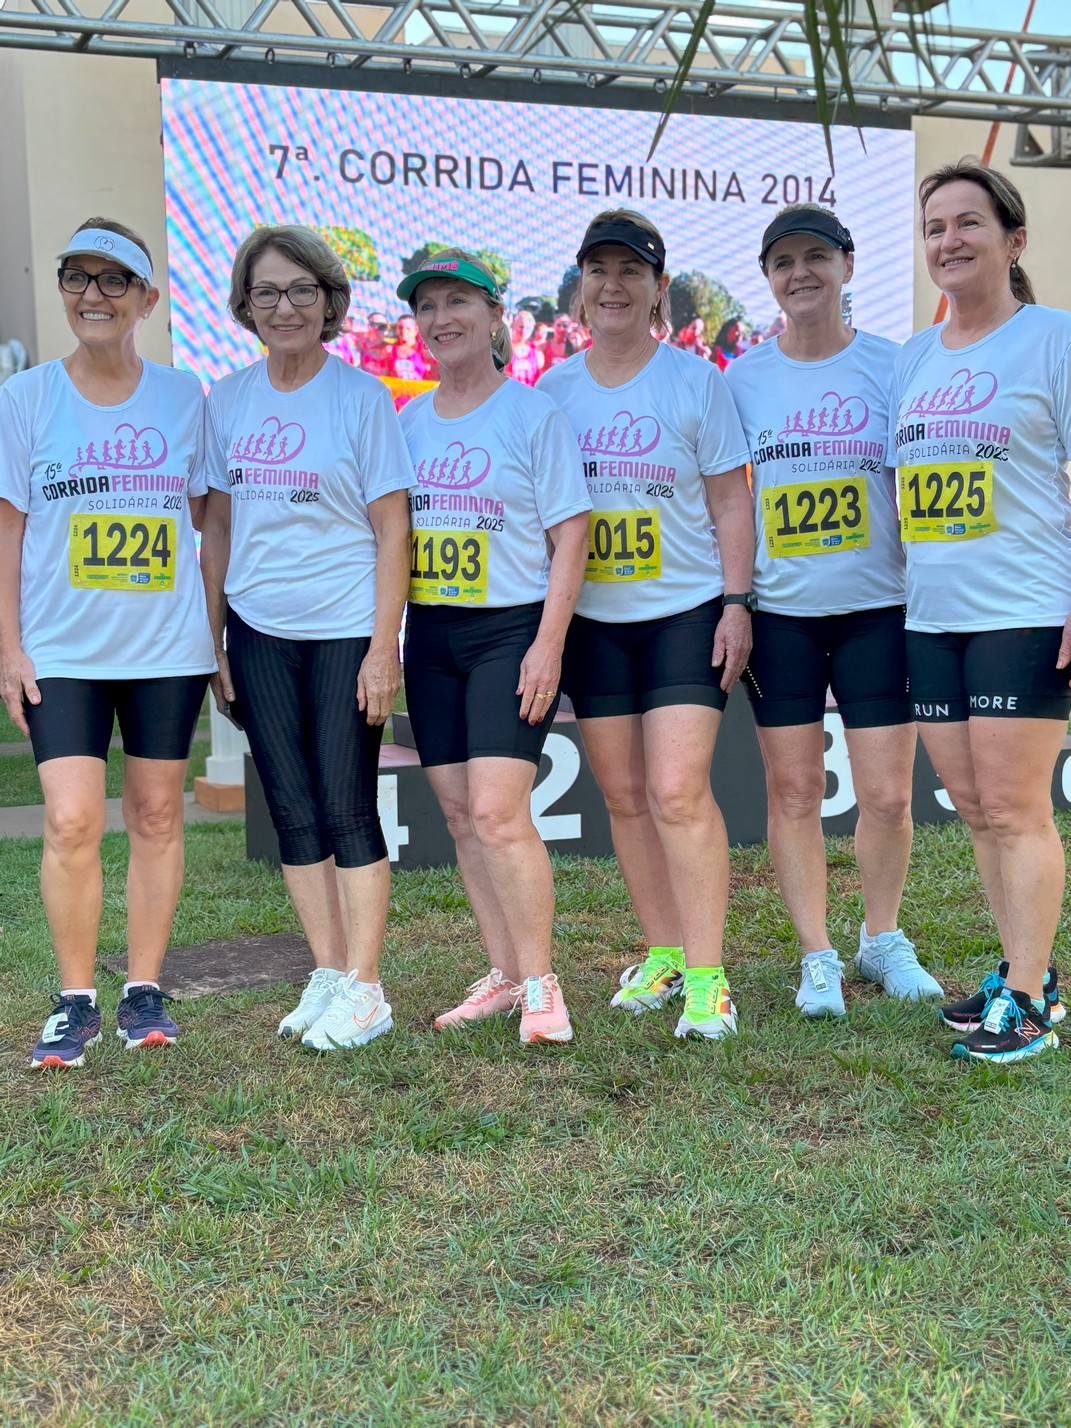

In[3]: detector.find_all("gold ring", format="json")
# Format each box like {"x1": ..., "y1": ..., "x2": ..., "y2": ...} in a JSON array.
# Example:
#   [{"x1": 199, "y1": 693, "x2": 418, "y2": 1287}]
[{"x1": 537, "y1": 689, "x2": 557, "y2": 699}]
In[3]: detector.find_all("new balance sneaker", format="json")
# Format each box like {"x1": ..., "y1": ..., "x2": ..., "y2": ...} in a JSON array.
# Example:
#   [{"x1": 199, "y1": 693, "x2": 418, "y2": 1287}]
[
  {"x1": 301, "y1": 973, "x2": 392, "y2": 1051},
  {"x1": 855, "y1": 929, "x2": 943, "y2": 1001},
  {"x1": 434, "y1": 968, "x2": 519, "y2": 1030},
  {"x1": 940, "y1": 961, "x2": 1065, "y2": 1033},
  {"x1": 518, "y1": 973, "x2": 573, "y2": 1044},
  {"x1": 610, "y1": 946, "x2": 684, "y2": 1014},
  {"x1": 116, "y1": 985, "x2": 179, "y2": 1049},
  {"x1": 674, "y1": 966, "x2": 737, "y2": 1040},
  {"x1": 278, "y1": 966, "x2": 344, "y2": 1040},
  {"x1": 30, "y1": 994, "x2": 102, "y2": 1069},
  {"x1": 950, "y1": 988, "x2": 1060, "y2": 1063},
  {"x1": 795, "y1": 949, "x2": 846, "y2": 1019}
]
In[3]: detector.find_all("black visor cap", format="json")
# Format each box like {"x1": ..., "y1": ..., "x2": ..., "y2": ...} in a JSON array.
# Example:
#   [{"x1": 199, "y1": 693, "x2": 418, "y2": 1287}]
[
  {"x1": 759, "y1": 209, "x2": 854, "y2": 268},
  {"x1": 576, "y1": 220, "x2": 666, "y2": 272}
]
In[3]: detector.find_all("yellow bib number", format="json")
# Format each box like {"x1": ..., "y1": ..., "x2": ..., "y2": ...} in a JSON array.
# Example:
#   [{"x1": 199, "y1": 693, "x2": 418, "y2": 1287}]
[
  {"x1": 761, "y1": 476, "x2": 869, "y2": 558},
  {"x1": 68, "y1": 514, "x2": 176, "y2": 591},
  {"x1": 585, "y1": 509, "x2": 661, "y2": 583},
  {"x1": 409, "y1": 529, "x2": 488, "y2": 604},
  {"x1": 898, "y1": 462, "x2": 997, "y2": 542}
]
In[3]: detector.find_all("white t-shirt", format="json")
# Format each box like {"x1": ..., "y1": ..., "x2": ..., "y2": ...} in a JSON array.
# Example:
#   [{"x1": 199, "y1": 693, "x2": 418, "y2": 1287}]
[
  {"x1": 399, "y1": 380, "x2": 590, "y2": 608},
  {"x1": 204, "y1": 356, "x2": 414, "y2": 640},
  {"x1": 888, "y1": 305, "x2": 1071, "y2": 633},
  {"x1": 539, "y1": 343, "x2": 751, "y2": 622},
  {"x1": 726, "y1": 332, "x2": 905, "y2": 617},
  {"x1": 0, "y1": 359, "x2": 214, "y2": 680}
]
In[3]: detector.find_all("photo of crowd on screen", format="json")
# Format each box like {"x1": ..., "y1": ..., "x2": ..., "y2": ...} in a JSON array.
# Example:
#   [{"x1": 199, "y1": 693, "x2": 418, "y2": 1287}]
[{"x1": 324, "y1": 249, "x2": 792, "y2": 405}]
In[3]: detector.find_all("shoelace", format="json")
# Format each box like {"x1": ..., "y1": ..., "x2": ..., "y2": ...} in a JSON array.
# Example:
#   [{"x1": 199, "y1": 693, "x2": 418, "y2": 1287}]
[
  {"x1": 522, "y1": 974, "x2": 558, "y2": 1013},
  {"x1": 976, "y1": 970, "x2": 1005, "y2": 1009},
  {"x1": 41, "y1": 994, "x2": 86, "y2": 1042},
  {"x1": 982, "y1": 993, "x2": 1023, "y2": 1036},
  {"x1": 871, "y1": 935, "x2": 920, "y2": 971},
  {"x1": 634, "y1": 955, "x2": 681, "y2": 986},
  {"x1": 686, "y1": 971, "x2": 729, "y2": 1016},
  {"x1": 125, "y1": 986, "x2": 172, "y2": 1016},
  {"x1": 465, "y1": 970, "x2": 515, "y2": 1005},
  {"x1": 803, "y1": 954, "x2": 843, "y2": 991},
  {"x1": 301, "y1": 967, "x2": 339, "y2": 1003}
]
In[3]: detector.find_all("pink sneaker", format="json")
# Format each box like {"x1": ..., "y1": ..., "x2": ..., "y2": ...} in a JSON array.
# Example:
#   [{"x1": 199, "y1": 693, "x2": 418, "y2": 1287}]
[
  {"x1": 434, "y1": 968, "x2": 519, "y2": 1030},
  {"x1": 518, "y1": 973, "x2": 573, "y2": 1044}
]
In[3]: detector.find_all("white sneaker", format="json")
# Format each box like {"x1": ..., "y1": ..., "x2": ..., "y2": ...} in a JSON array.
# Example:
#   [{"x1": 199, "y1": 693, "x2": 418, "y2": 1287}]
[
  {"x1": 301, "y1": 973, "x2": 393, "y2": 1051},
  {"x1": 796, "y1": 950, "x2": 847, "y2": 1018},
  {"x1": 278, "y1": 967, "x2": 343, "y2": 1040}
]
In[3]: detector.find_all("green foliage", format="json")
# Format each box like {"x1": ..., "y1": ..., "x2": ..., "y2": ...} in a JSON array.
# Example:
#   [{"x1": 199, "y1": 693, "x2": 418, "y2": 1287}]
[
  {"x1": 667, "y1": 269, "x2": 746, "y2": 336},
  {"x1": 401, "y1": 243, "x2": 511, "y2": 294},
  {"x1": 312, "y1": 224, "x2": 378, "y2": 282}
]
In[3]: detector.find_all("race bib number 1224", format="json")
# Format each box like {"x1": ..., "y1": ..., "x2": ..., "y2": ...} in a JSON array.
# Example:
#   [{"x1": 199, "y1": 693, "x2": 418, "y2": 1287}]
[{"x1": 68, "y1": 514, "x2": 176, "y2": 591}]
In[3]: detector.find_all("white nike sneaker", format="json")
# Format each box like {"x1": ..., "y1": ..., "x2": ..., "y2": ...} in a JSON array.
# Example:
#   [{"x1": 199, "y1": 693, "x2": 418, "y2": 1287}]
[
  {"x1": 301, "y1": 972, "x2": 393, "y2": 1051},
  {"x1": 277, "y1": 967, "x2": 343, "y2": 1040}
]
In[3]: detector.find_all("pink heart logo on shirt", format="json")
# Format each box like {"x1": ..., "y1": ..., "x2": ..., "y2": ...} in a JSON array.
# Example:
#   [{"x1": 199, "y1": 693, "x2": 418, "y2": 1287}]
[
  {"x1": 418, "y1": 442, "x2": 492, "y2": 490},
  {"x1": 229, "y1": 417, "x2": 306, "y2": 464},
  {"x1": 69, "y1": 424, "x2": 168, "y2": 476},
  {"x1": 903, "y1": 367, "x2": 998, "y2": 419},
  {"x1": 578, "y1": 411, "x2": 660, "y2": 458},
  {"x1": 778, "y1": 392, "x2": 869, "y2": 440}
]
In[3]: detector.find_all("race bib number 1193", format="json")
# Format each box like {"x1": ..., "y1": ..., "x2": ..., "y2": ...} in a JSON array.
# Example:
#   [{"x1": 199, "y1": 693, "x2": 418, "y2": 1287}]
[{"x1": 68, "y1": 514, "x2": 176, "y2": 591}]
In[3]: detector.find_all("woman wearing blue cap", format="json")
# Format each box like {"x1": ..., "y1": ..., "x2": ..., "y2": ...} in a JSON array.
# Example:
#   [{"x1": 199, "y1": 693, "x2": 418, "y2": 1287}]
[
  {"x1": 725, "y1": 203, "x2": 937, "y2": 1022},
  {"x1": 0, "y1": 217, "x2": 215, "y2": 1067},
  {"x1": 396, "y1": 249, "x2": 590, "y2": 1044},
  {"x1": 540, "y1": 208, "x2": 755, "y2": 1041}
]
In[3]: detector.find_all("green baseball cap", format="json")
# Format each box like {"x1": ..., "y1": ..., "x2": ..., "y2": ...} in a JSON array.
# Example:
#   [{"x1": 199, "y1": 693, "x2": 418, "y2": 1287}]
[{"x1": 397, "y1": 258, "x2": 500, "y2": 303}]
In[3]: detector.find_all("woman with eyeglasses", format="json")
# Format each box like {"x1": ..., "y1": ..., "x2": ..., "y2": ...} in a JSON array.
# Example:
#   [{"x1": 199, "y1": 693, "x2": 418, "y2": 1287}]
[
  {"x1": 199, "y1": 225, "x2": 413, "y2": 1052},
  {"x1": 0, "y1": 218, "x2": 214, "y2": 1068}
]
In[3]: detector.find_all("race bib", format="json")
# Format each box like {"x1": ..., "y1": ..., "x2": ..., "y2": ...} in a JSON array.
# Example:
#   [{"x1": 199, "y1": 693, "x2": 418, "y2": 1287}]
[
  {"x1": 585, "y1": 509, "x2": 661, "y2": 583},
  {"x1": 409, "y1": 529, "x2": 488, "y2": 604},
  {"x1": 761, "y1": 476, "x2": 869, "y2": 558},
  {"x1": 898, "y1": 462, "x2": 997, "y2": 542},
  {"x1": 68, "y1": 514, "x2": 176, "y2": 591}
]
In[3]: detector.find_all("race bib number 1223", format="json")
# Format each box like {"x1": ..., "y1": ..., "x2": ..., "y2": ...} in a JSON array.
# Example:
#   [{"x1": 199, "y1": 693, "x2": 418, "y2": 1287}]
[
  {"x1": 68, "y1": 514, "x2": 176, "y2": 591},
  {"x1": 761, "y1": 476, "x2": 869, "y2": 558}
]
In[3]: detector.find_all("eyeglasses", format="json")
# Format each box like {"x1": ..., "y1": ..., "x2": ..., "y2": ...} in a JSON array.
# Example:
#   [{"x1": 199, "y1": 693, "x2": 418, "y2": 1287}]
[
  {"x1": 246, "y1": 283, "x2": 323, "y2": 309},
  {"x1": 59, "y1": 267, "x2": 143, "y2": 298}
]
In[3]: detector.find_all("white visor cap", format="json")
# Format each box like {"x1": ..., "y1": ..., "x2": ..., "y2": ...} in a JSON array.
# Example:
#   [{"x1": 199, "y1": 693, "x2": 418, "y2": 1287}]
[{"x1": 57, "y1": 228, "x2": 154, "y2": 286}]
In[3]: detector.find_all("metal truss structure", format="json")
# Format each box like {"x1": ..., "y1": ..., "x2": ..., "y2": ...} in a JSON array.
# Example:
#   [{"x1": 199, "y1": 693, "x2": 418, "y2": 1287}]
[{"x1": 1, "y1": 1, "x2": 1071, "y2": 137}]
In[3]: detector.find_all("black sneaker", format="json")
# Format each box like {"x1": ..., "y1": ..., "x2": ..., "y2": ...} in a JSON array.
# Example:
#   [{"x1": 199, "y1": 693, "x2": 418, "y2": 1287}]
[
  {"x1": 950, "y1": 988, "x2": 1060, "y2": 1063},
  {"x1": 30, "y1": 994, "x2": 102, "y2": 1069},
  {"x1": 940, "y1": 961, "x2": 1064, "y2": 1032}
]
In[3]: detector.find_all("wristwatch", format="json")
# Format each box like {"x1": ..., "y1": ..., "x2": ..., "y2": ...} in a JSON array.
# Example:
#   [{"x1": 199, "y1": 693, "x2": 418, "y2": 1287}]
[{"x1": 722, "y1": 592, "x2": 758, "y2": 613}]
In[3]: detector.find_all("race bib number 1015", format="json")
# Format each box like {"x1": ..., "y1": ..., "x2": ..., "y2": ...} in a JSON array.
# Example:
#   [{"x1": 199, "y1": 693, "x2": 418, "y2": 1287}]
[
  {"x1": 68, "y1": 514, "x2": 176, "y2": 591},
  {"x1": 585, "y1": 509, "x2": 661, "y2": 583},
  {"x1": 898, "y1": 462, "x2": 997, "y2": 542}
]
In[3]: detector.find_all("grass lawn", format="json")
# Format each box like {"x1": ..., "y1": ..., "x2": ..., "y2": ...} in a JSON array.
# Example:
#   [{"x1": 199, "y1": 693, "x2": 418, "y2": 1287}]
[{"x1": 0, "y1": 820, "x2": 1068, "y2": 1426}]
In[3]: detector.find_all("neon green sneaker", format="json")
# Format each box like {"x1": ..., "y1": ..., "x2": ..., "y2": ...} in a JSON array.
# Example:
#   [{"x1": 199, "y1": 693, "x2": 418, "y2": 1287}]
[
  {"x1": 610, "y1": 946, "x2": 684, "y2": 1013},
  {"x1": 674, "y1": 966, "x2": 737, "y2": 1040}
]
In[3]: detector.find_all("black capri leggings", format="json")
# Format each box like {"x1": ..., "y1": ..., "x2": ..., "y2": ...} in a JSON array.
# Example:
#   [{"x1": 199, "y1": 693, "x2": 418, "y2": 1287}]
[{"x1": 226, "y1": 609, "x2": 387, "y2": 868}]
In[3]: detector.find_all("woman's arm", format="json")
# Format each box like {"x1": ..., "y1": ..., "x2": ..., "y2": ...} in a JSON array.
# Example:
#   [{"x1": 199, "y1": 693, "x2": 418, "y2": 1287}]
[
  {"x1": 358, "y1": 488, "x2": 412, "y2": 727},
  {"x1": 198, "y1": 487, "x2": 235, "y2": 713},
  {"x1": 704, "y1": 465, "x2": 755, "y2": 691},
  {"x1": 517, "y1": 510, "x2": 589, "y2": 724},
  {"x1": 0, "y1": 499, "x2": 38, "y2": 736}
]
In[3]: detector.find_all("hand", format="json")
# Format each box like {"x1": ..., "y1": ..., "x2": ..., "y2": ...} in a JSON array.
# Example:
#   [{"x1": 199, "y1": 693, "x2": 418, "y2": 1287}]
[
  {"x1": 711, "y1": 604, "x2": 752, "y2": 693},
  {"x1": 1058, "y1": 613, "x2": 1071, "y2": 684},
  {"x1": 357, "y1": 644, "x2": 401, "y2": 727},
  {"x1": 209, "y1": 649, "x2": 242, "y2": 729},
  {"x1": 0, "y1": 646, "x2": 39, "y2": 737},
  {"x1": 517, "y1": 639, "x2": 562, "y2": 724}
]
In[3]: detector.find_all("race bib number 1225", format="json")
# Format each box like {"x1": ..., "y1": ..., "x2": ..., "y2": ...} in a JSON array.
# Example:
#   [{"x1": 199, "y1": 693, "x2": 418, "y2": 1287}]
[{"x1": 898, "y1": 462, "x2": 997, "y2": 542}]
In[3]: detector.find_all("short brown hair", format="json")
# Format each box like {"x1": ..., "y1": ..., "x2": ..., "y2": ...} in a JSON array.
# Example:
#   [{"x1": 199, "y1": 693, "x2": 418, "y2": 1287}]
[{"x1": 228, "y1": 225, "x2": 351, "y2": 342}]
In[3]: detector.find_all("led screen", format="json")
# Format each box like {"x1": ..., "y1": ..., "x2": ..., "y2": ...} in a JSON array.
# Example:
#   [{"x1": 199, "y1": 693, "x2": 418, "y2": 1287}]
[{"x1": 160, "y1": 77, "x2": 915, "y2": 401}]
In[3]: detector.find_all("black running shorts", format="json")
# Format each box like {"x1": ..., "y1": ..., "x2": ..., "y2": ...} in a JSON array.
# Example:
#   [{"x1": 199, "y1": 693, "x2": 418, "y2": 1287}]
[
  {"x1": 404, "y1": 601, "x2": 559, "y2": 767},
  {"x1": 562, "y1": 597, "x2": 728, "y2": 720},
  {"x1": 907, "y1": 626, "x2": 1071, "y2": 722},
  {"x1": 25, "y1": 675, "x2": 208, "y2": 765},
  {"x1": 742, "y1": 605, "x2": 911, "y2": 729}
]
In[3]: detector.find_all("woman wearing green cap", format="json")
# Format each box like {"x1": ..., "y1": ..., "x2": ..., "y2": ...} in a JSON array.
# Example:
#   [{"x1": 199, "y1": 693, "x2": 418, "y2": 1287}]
[{"x1": 396, "y1": 249, "x2": 591, "y2": 1044}]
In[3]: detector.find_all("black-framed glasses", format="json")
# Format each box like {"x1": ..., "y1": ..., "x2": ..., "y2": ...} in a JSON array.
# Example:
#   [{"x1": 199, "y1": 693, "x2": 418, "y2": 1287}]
[
  {"x1": 58, "y1": 267, "x2": 142, "y2": 298},
  {"x1": 246, "y1": 283, "x2": 323, "y2": 309}
]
